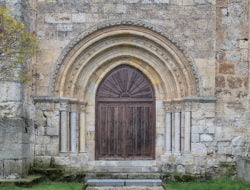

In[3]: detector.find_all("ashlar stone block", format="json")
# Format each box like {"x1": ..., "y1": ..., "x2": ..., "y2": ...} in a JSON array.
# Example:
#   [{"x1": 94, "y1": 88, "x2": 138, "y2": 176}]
[
  {"x1": 124, "y1": 0, "x2": 140, "y2": 3},
  {"x1": 3, "y1": 160, "x2": 23, "y2": 179},
  {"x1": 154, "y1": 0, "x2": 170, "y2": 3},
  {"x1": 217, "y1": 141, "x2": 231, "y2": 154},
  {"x1": 232, "y1": 136, "x2": 245, "y2": 146},
  {"x1": 239, "y1": 39, "x2": 248, "y2": 49},
  {"x1": 237, "y1": 62, "x2": 249, "y2": 75},
  {"x1": 72, "y1": 13, "x2": 86, "y2": 23},
  {"x1": 116, "y1": 4, "x2": 127, "y2": 14},
  {"x1": 46, "y1": 127, "x2": 59, "y2": 136},
  {"x1": 54, "y1": 156, "x2": 70, "y2": 166},
  {"x1": 0, "y1": 82, "x2": 22, "y2": 102},
  {"x1": 0, "y1": 160, "x2": 3, "y2": 179},
  {"x1": 45, "y1": 13, "x2": 72, "y2": 24},
  {"x1": 200, "y1": 134, "x2": 214, "y2": 142},
  {"x1": 34, "y1": 156, "x2": 52, "y2": 167},
  {"x1": 191, "y1": 143, "x2": 207, "y2": 156}
]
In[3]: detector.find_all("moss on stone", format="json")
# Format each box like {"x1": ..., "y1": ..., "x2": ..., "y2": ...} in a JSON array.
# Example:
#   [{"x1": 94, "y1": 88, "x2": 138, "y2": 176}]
[
  {"x1": 167, "y1": 172, "x2": 212, "y2": 182},
  {"x1": 219, "y1": 161, "x2": 236, "y2": 176},
  {"x1": 30, "y1": 167, "x2": 64, "y2": 181},
  {"x1": 182, "y1": 174, "x2": 196, "y2": 182},
  {"x1": 173, "y1": 173, "x2": 198, "y2": 182},
  {"x1": 96, "y1": 173, "x2": 110, "y2": 178},
  {"x1": 219, "y1": 162, "x2": 235, "y2": 168}
]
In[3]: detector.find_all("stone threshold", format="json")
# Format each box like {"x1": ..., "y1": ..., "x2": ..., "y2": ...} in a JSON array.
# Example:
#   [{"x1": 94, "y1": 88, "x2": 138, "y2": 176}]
[
  {"x1": 87, "y1": 179, "x2": 162, "y2": 187},
  {"x1": 85, "y1": 172, "x2": 162, "y2": 180},
  {"x1": 86, "y1": 187, "x2": 165, "y2": 190}
]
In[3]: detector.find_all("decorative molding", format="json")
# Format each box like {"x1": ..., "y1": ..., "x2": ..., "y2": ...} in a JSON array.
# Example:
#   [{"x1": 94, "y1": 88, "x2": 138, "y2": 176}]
[
  {"x1": 33, "y1": 96, "x2": 87, "y2": 105},
  {"x1": 164, "y1": 96, "x2": 216, "y2": 112},
  {"x1": 49, "y1": 19, "x2": 201, "y2": 97},
  {"x1": 165, "y1": 96, "x2": 217, "y2": 103}
]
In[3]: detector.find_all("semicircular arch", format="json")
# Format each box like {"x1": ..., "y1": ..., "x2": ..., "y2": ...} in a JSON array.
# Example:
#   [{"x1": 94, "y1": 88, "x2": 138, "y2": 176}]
[{"x1": 52, "y1": 19, "x2": 201, "y2": 100}]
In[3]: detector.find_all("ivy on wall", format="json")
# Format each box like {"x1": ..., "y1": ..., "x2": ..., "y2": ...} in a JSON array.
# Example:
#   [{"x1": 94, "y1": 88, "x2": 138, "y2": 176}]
[{"x1": 0, "y1": 7, "x2": 36, "y2": 82}]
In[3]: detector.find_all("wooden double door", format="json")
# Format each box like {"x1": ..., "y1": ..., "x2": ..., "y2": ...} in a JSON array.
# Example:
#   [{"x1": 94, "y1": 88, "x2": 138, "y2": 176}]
[{"x1": 95, "y1": 65, "x2": 155, "y2": 160}]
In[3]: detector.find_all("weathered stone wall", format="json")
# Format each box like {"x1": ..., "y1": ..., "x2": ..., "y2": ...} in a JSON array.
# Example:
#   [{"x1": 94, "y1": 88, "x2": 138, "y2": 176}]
[
  {"x1": 0, "y1": 0, "x2": 36, "y2": 179},
  {"x1": 32, "y1": 0, "x2": 249, "y2": 176},
  {"x1": 215, "y1": 0, "x2": 249, "y2": 160},
  {"x1": 0, "y1": 0, "x2": 249, "y2": 178},
  {"x1": 33, "y1": 0, "x2": 216, "y2": 97},
  {"x1": 0, "y1": 82, "x2": 30, "y2": 179}
]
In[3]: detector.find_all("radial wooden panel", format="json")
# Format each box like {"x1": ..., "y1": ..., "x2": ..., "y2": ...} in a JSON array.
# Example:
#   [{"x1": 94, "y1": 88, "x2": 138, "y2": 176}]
[{"x1": 97, "y1": 65, "x2": 154, "y2": 100}]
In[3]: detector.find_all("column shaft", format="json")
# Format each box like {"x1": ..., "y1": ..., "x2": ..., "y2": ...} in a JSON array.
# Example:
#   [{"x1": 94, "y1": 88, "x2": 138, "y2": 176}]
[
  {"x1": 70, "y1": 112, "x2": 78, "y2": 153},
  {"x1": 79, "y1": 112, "x2": 86, "y2": 152},
  {"x1": 184, "y1": 111, "x2": 191, "y2": 153},
  {"x1": 174, "y1": 112, "x2": 181, "y2": 154},
  {"x1": 60, "y1": 111, "x2": 69, "y2": 152},
  {"x1": 165, "y1": 112, "x2": 172, "y2": 153}
]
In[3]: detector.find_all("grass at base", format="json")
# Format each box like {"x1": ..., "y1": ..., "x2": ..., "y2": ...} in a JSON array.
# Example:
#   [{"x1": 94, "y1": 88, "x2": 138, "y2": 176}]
[
  {"x1": 0, "y1": 182, "x2": 84, "y2": 190},
  {"x1": 165, "y1": 177, "x2": 250, "y2": 190}
]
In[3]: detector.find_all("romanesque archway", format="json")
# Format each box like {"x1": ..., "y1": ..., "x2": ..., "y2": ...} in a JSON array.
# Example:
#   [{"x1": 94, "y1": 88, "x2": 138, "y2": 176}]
[{"x1": 51, "y1": 20, "x2": 200, "y2": 161}]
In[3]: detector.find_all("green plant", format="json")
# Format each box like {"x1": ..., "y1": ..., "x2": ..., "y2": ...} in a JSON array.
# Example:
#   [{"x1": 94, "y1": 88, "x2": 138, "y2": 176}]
[
  {"x1": 0, "y1": 182, "x2": 84, "y2": 190},
  {"x1": 0, "y1": 7, "x2": 36, "y2": 82},
  {"x1": 165, "y1": 176, "x2": 250, "y2": 190}
]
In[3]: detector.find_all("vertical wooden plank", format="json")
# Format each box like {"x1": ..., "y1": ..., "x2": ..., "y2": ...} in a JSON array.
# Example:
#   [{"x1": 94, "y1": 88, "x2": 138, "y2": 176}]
[
  {"x1": 118, "y1": 105, "x2": 123, "y2": 156},
  {"x1": 105, "y1": 106, "x2": 108, "y2": 156},
  {"x1": 124, "y1": 103, "x2": 128, "y2": 158},
  {"x1": 145, "y1": 106, "x2": 149, "y2": 156},
  {"x1": 143, "y1": 106, "x2": 146, "y2": 156},
  {"x1": 114, "y1": 106, "x2": 118, "y2": 155},
  {"x1": 110, "y1": 106, "x2": 114, "y2": 155}
]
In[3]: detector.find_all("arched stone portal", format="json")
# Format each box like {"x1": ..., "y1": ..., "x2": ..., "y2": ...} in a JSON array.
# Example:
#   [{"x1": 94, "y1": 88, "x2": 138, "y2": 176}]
[{"x1": 51, "y1": 20, "x2": 201, "y2": 165}]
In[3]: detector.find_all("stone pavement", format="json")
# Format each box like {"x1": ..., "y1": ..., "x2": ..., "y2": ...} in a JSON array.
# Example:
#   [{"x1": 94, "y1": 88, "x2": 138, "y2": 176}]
[{"x1": 86, "y1": 187, "x2": 164, "y2": 190}]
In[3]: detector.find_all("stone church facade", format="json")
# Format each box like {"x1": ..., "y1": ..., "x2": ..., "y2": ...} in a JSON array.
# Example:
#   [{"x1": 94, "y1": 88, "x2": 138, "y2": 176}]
[{"x1": 0, "y1": 0, "x2": 249, "y2": 179}]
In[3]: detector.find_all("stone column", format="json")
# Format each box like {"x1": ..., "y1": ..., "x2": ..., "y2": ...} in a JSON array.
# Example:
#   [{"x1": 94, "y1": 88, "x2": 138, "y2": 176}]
[
  {"x1": 60, "y1": 111, "x2": 69, "y2": 152},
  {"x1": 174, "y1": 112, "x2": 181, "y2": 154},
  {"x1": 184, "y1": 111, "x2": 191, "y2": 153},
  {"x1": 70, "y1": 112, "x2": 78, "y2": 153},
  {"x1": 79, "y1": 110, "x2": 86, "y2": 152},
  {"x1": 165, "y1": 112, "x2": 172, "y2": 154}
]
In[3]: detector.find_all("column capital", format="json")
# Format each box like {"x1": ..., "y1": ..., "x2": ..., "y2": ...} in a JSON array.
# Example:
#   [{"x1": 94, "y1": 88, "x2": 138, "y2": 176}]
[
  {"x1": 79, "y1": 102, "x2": 87, "y2": 112},
  {"x1": 164, "y1": 101, "x2": 183, "y2": 112},
  {"x1": 33, "y1": 96, "x2": 87, "y2": 112},
  {"x1": 164, "y1": 96, "x2": 216, "y2": 112}
]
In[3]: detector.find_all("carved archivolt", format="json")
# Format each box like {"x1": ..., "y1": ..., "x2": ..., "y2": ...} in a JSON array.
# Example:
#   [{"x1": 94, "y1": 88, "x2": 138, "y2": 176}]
[{"x1": 51, "y1": 19, "x2": 200, "y2": 100}]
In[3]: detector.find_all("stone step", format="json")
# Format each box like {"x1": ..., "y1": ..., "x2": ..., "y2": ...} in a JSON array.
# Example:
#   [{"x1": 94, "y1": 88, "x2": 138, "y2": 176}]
[
  {"x1": 85, "y1": 172, "x2": 162, "y2": 180},
  {"x1": 87, "y1": 179, "x2": 162, "y2": 187},
  {"x1": 0, "y1": 175, "x2": 44, "y2": 187},
  {"x1": 31, "y1": 167, "x2": 64, "y2": 181},
  {"x1": 86, "y1": 186, "x2": 165, "y2": 190},
  {"x1": 93, "y1": 166, "x2": 160, "y2": 173},
  {"x1": 94, "y1": 160, "x2": 157, "y2": 167}
]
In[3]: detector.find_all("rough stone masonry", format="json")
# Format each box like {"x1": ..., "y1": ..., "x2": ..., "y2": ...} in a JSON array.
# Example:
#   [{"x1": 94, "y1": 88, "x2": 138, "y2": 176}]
[{"x1": 0, "y1": 0, "x2": 249, "y2": 181}]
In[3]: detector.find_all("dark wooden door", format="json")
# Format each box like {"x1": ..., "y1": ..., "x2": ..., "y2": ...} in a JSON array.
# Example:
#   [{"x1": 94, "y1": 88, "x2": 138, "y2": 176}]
[{"x1": 96, "y1": 65, "x2": 155, "y2": 160}]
